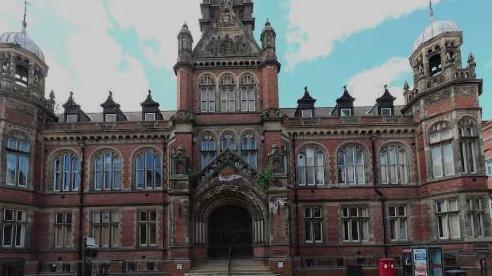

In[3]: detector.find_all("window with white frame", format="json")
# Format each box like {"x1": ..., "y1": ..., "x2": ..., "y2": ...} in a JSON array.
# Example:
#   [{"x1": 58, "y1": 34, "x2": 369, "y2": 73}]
[
  {"x1": 240, "y1": 74, "x2": 256, "y2": 112},
  {"x1": 6, "y1": 137, "x2": 30, "y2": 187},
  {"x1": 53, "y1": 152, "x2": 80, "y2": 192},
  {"x1": 389, "y1": 205, "x2": 408, "y2": 241},
  {"x1": 241, "y1": 133, "x2": 258, "y2": 169},
  {"x1": 338, "y1": 144, "x2": 365, "y2": 185},
  {"x1": 487, "y1": 160, "x2": 492, "y2": 176},
  {"x1": 220, "y1": 74, "x2": 236, "y2": 112},
  {"x1": 458, "y1": 118, "x2": 478, "y2": 174},
  {"x1": 381, "y1": 108, "x2": 393, "y2": 116},
  {"x1": 66, "y1": 114, "x2": 78, "y2": 123},
  {"x1": 135, "y1": 149, "x2": 162, "y2": 189},
  {"x1": 2, "y1": 209, "x2": 26, "y2": 248},
  {"x1": 304, "y1": 207, "x2": 323, "y2": 243},
  {"x1": 342, "y1": 206, "x2": 369, "y2": 242},
  {"x1": 54, "y1": 212, "x2": 72, "y2": 248},
  {"x1": 380, "y1": 144, "x2": 410, "y2": 185},
  {"x1": 467, "y1": 197, "x2": 484, "y2": 238},
  {"x1": 104, "y1": 114, "x2": 117, "y2": 122},
  {"x1": 297, "y1": 146, "x2": 325, "y2": 186},
  {"x1": 221, "y1": 132, "x2": 236, "y2": 151},
  {"x1": 91, "y1": 210, "x2": 120, "y2": 247},
  {"x1": 144, "y1": 113, "x2": 156, "y2": 122},
  {"x1": 436, "y1": 199, "x2": 460, "y2": 240},
  {"x1": 199, "y1": 74, "x2": 216, "y2": 112},
  {"x1": 340, "y1": 108, "x2": 352, "y2": 117},
  {"x1": 93, "y1": 152, "x2": 121, "y2": 191},
  {"x1": 429, "y1": 122, "x2": 455, "y2": 179},
  {"x1": 301, "y1": 109, "x2": 313, "y2": 118},
  {"x1": 138, "y1": 210, "x2": 157, "y2": 247},
  {"x1": 201, "y1": 134, "x2": 216, "y2": 169}
]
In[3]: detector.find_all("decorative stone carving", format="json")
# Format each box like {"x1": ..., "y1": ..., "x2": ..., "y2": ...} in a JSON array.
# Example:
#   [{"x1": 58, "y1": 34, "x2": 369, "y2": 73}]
[
  {"x1": 455, "y1": 88, "x2": 475, "y2": 97},
  {"x1": 445, "y1": 50, "x2": 455, "y2": 64},
  {"x1": 171, "y1": 145, "x2": 189, "y2": 177},
  {"x1": 206, "y1": 34, "x2": 251, "y2": 56},
  {"x1": 268, "y1": 144, "x2": 288, "y2": 176},
  {"x1": 2, "y1": 61, "x2": 11, "y2": 75},
  {"x1": 261, "y1": 108, "x2": 284, "y2": 121},
  {"x1": 269, "y1": 197, "x2": 287, "y2": 215},
  {"x1": 170, "y1": 110, "x2": 195, "y2": 123},
  {"x1": 424, "y1": 90, "x2": 451, "y2": 104}
]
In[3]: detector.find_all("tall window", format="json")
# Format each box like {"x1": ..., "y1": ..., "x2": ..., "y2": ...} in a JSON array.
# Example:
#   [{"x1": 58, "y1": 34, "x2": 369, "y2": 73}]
[
  {"x1": 54, "y1": 212, "x2": 72, "y2": 248},
  {"x1": 240, "y1": 74, "x2": 256, "y2": 112},
  {"x1": 199, "y1": 74, "x2": 216, "y2": 112},
  {"x1": 221, "y1": 132, "x2": 236, "y2": 151},
  {"x1": 338, "y1": 144, "x2": 365, "y2": 185},
  {"x1": 436, "y1": 199, "x2": 460, "y2": 240},
  {"x1": 91, "y1": 210, "x2": 120, "y2": 247},
  {"x1": 297, "y1": 146, "x2": 325, "y2": 186},
  {"x1": 429, "y1": 122, "x2": 454, "y2": 178},
  {"x1": 93, "y1": 151, "x2": 121, "y2": 191},
  {"x1": 429, "y1": 54, "x2": 442, "y2": 76},
  {"x1": 389, "y1": 205, "x2": 408, "y2": 242},
  {"x1": 220, "y1": 74, "x2": 236, "y2": 112},
  {"x1": 342, "y1": 206, "x2": 369, "y2": 242},
  {"x1": 487, "y1": 160, "x2": 492, "y2": 176},
  {"x1": 458, "y1": 118, "x2": 478, "y2": 174},
  {"x1": 467, "y1": 198, "x2": 484, "y2": 238},
  {"x1": 2, "y1": 209, "x2": 26, "y2": 248},
  {"x1": 135, "y1": 150, "x2": 162, "y2": 189},
  {"x1": 201, "y1": 134, "x2": 216, "y2": 169},
  {"x1": 6, "y1": 137, "x2": 30, "y2": 187},
  {"x1": 241, "y1": 133, "x2": 258, "y2": 169},
  {"x1": 304, "y1": 207, "x2": 323, "y2": 243},
  {"x1": 53, "y1": 152, "x2": 80, "y2": 192},
  {"x1": 380, "y1": 144, "x2": 410, "y2": 185},
  {"x1": 138, "y1": 210, "x2": 157, "y2": 247}
]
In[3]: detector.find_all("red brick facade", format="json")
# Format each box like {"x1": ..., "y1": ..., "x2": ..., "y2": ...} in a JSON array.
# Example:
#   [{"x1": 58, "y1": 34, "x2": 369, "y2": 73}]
[{"x1": 0, "y1": 1, "x2": 491, "y2": 276}]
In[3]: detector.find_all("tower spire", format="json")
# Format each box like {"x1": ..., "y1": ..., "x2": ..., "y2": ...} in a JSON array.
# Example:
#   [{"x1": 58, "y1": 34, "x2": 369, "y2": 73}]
[
  {"x1": 428, "y1": 0, "x2": 435, "y2": 22},
  {"x1": 22, "y1": 0, "x2": 29, "y2": 33}
]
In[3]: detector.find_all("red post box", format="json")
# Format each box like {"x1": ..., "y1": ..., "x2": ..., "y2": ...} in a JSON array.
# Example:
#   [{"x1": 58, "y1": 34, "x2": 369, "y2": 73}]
[{"x1": 377, "y1": 258, "x2": 396, "y2": 276}]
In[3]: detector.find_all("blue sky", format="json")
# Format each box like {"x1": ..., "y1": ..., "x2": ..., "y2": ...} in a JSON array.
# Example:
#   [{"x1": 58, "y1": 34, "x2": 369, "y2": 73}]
[{"x1": 0, "y1": 0, "x2": 491, "y2": 119}]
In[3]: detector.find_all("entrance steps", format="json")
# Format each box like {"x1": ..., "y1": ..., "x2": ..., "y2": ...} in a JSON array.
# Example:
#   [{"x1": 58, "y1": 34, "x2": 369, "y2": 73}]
[{"x1": 186, "y1": 259, "x2": 276, "y2": 276}]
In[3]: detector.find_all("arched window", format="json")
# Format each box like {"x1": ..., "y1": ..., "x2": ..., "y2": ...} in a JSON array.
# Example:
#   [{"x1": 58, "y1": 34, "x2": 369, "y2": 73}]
[
  {"x1": 458, "y1": 118, "x2": 478, "y2": 174},
  {"x1": 297, "y1": 146, "x2": 325, "y2": 186},
  {"x1": 201, "y1": 134, "x2": 216, "y2": 169},
  {"x1": 240, "y1": 74, "x2": 256, "y2": 112},
  {"x1": 429, "y1": 122, "x2": 454, "y2": 178},
  {"x1": 221, "y1": 132, "x2": 236, "y2": 151},
  {"x1": 241, "y1": 133, "x2": 257, "y2": 169},
  {"x1": 380, "y1": 144, "x2": 410, "y2": 185},
  {"x1": 338, "y1": 144, "x2": 365, "y2": 185},
  {"x1": 93, "y1": 151, "x2": 121, "y2": 191},
  {"x1": 53, "y1": 152, "x2": 80, "y2": 192},
  {"x1": 6, "y1": 137, "x2": 30, "y2": 187},
  {"x1": 135, "y1": 149, "x2": 162, "y2": 189},
  {"x1": 219, "y1": 74, "x2": 236, "y2": 112},
  {"x1": 199, "y1": 74, "x2": 216, "y2": 112}
]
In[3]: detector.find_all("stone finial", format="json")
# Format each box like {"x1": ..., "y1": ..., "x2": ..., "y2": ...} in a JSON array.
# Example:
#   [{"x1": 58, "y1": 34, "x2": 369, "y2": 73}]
[
  {"x1": 403, "y1": 81, "x2": 410, "y2": 91},
  {"x1": 467, "y1": 52, "x2": 476, "y2": 65}
]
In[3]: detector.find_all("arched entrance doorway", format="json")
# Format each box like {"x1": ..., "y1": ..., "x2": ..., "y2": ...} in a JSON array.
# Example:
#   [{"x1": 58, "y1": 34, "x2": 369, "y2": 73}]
[{"x1": 208, "y1": 205, "x2": 253, "y2": 258}]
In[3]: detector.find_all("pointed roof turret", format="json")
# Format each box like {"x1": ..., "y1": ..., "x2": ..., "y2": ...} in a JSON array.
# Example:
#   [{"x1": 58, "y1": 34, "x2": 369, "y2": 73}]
[
  {"x1": 101, "y1": 91, "x2": 127, "y2": 122},
  {"x1": 62, "y1": 91, "x2": 90, "y2": 122},
  {"x1": 375, "y1": 85, "x2": 396, "y2": 116},
  {"x1": 295, "y1": 86, "x2": 316, "y2": 118},
  {"x1": 336, "y1": 85, "x2": 355, "y2": 104},
  {"x1": 63, "y1": 91, "x2": 79, "y2": 109},
  {"x1": 403, "y1": 81, "x2": 410, "y2": 91},
  {"x1": 101, "y1": 91, "x2": 120, "y2": 109},
  {"x1": 298, "y1": 86, "x2": 316, "y2": 104},
  {"x1": 376, "y1": 85, "x2": 396, "y2": 104},
  {"x1": 141, "y1": 89, "x2": 159, "y2": 107},
  {"x1": 141, "y1": 89, "x2": 163, "y2": 121}
]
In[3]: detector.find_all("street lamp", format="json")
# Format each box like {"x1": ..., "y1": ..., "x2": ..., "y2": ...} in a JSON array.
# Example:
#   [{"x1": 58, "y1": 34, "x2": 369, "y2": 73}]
[{"x1": 81, "y1": 236, "x2": 97, "y2": 276}]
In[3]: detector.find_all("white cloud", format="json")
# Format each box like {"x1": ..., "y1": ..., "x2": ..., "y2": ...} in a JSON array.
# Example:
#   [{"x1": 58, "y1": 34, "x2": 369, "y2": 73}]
[
  {"x1": 347, "y1": 57, "x2": 411, "y2": 106},
  {"x1": 106, "y1": 0, "x2": 202, "y2": 68},
  {"x1": 285, "y1": 0, "x2": 442, "y2": 68}
]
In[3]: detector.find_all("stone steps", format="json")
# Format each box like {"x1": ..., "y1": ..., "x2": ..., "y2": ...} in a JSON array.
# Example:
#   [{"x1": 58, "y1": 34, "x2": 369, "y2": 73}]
[{"x1": 185, "y1": 259, "x2": 275, "y2": 276}]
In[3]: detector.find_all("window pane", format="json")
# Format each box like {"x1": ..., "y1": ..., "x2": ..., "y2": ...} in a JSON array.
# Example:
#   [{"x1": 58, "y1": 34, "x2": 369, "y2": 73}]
[
  {"x1": 443, "y1": 143, "x2": 454, "y2": 176},
  {"x1": 155, "y1": 156, "x2": 162, "y2": 187},
  {"x1": 314, "y1": 222, "x2": 322, "y2": 241},
  {"x1": 449, "y1": 213, "x2": 460, "y2": 238},
  {"x1": 304, "y1": 222, "x2": 312, "y2": 242},
  {"x1": 113, "y1": 158, "x2": 121, "y2": 190},
  {"x1": 431, "y1": 146, "x2": 443, "y2": 178},
  {"x1": 6, "y1": 153, "x2": 17, "y2": 185},
  {"x1": 140, "y1": 224, "x2": 147, "y2": 245},
  {"x1": 18, "y1": 155, "x2": 29, "y2": 186}
]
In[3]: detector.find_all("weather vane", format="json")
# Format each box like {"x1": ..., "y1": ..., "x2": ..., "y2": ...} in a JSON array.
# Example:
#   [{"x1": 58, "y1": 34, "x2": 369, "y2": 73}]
[{"x1": 22, "y1": 0, "x2": 30, "y2": 32}]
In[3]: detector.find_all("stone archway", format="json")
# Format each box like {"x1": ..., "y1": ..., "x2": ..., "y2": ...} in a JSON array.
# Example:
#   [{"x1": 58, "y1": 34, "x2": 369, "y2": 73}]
[{"x1": 207, "y1": 204, "x2": 252, "y2": 258}]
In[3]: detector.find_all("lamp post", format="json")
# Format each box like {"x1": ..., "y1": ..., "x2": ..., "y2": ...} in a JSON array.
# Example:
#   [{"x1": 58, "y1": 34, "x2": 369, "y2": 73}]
[{"x1": 81, "y1": 236, "x2": 97, "y2": 276}]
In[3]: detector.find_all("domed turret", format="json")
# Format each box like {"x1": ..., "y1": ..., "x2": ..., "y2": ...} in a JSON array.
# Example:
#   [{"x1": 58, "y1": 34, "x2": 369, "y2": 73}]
[{"x1": 413, "y1": 20, "x2": 461, "y2": 52}]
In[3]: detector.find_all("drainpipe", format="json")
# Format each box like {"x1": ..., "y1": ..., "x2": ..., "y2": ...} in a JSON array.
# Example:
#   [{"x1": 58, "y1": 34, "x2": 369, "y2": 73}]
[
  {"x1": 292, "y1": 133, "x2": 299, "y2": 256},
  {"x1": 78, "y1": 142, "x2": 86, "y2": 265},
  {"x1": 371, "y1": 136, "x2": 388, "y2": 258}
]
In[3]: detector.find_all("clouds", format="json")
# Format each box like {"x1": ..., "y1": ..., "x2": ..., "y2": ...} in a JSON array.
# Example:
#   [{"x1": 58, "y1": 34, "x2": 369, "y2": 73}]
[
  {"x1": 106, "y1": 0, "x2": 201, "y2": 68},
  {"x1": 285, "y1": 0, "x2": 442, "y2": 68},
  {"x1": 347, "y1": 57, "x2": 411, "y2": 106}
]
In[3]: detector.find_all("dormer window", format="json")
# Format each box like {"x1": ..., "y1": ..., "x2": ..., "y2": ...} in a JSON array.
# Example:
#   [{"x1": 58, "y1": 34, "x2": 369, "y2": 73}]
[
  {"x1": 144, "y1": 113, "x2": 156, "y2": 122},
  {"x1": 301, "y1": 110, "x2": 313, "y2": 118},
  {"x1": 15, "y1": 64, "x2": 28, "y2": 87},
  {"x1": 66, "y1": 114, "x2": 78, "y2": 123},
  {"x1": 105, "y1": 114, "x2": 117, "y2": 122},
  {"x1": 341, "y1": 109, "x2": 352, "y2": 117},
  {"x1": 381, "y1": 108, "x2": 393, "y2": 116},
  {"x1": 429, "y1": 54, "x2": 442, "y2": 76}
]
